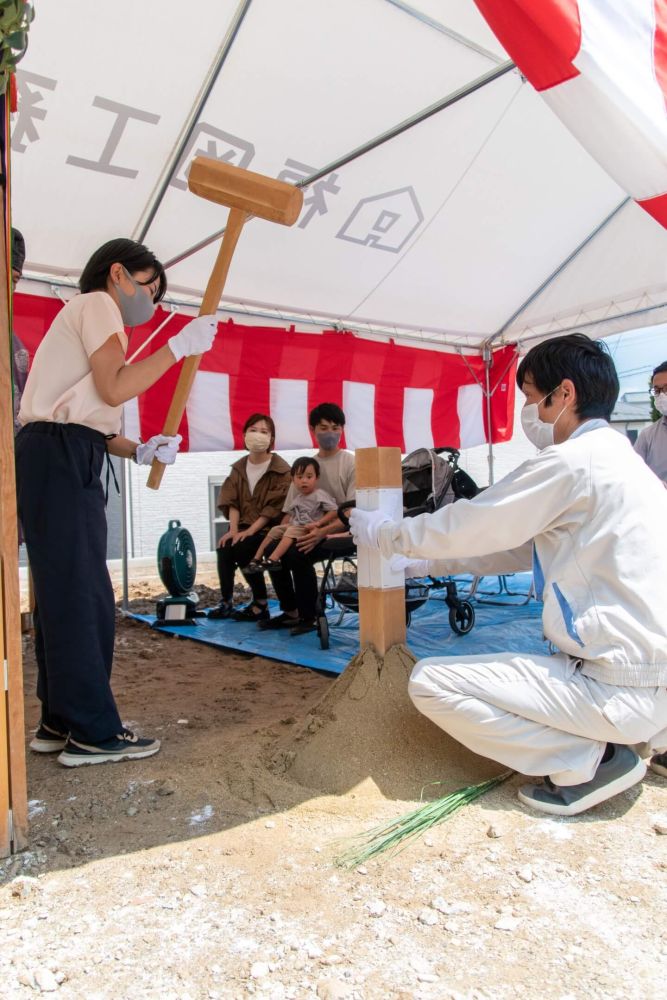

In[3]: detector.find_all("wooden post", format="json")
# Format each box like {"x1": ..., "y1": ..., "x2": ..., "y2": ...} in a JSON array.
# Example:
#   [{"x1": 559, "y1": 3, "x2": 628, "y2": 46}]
[
  {"x1": 0, "y1": 202, "x2": 28, "y2": 855},
  {"x1": 355, "y1": 447, "x2": 406, "y2": 654}
]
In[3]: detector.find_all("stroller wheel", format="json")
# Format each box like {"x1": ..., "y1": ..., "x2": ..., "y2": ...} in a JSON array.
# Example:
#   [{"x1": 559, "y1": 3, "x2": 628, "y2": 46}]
[
  {"x1": 317, "y1": 615, "x2": 330, "y2": 650},
  {"x1": 449, "y1": 601, "x2": 475, "y2": 635}
]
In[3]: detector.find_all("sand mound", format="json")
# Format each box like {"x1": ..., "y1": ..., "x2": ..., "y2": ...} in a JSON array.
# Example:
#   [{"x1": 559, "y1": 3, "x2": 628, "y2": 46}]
[{"x1": 278, "y1": 644, "x2": 502, "y2": 801}]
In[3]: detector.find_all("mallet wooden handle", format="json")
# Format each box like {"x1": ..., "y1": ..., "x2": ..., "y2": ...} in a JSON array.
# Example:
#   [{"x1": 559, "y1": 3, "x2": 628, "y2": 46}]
[{"x1": 146, "y1": 207, "x2": 248, "y2": 490}]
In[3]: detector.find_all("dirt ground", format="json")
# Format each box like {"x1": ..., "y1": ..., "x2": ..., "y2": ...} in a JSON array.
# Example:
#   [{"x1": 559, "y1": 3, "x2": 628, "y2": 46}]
[{"x1": 1, "y1": 578, "x2": 666, "y2": 1000}]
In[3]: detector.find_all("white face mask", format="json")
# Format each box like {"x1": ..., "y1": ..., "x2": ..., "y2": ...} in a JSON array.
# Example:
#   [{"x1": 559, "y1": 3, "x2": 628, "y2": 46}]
[
  {"x1": 244, "y1": 430, "x2": 271, "y2": 454},
  {"x1": 655, "y1": 393, "x2": 667, "y2": 417},
  {"x1": 520, "y1": 387, "x2": 569, "y2": 450}
]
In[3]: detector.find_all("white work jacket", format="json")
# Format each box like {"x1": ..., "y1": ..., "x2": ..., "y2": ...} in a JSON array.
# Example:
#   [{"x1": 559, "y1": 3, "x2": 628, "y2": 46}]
[{"x1": 379, "y1": 421, "x2": 667, "y2": 687}]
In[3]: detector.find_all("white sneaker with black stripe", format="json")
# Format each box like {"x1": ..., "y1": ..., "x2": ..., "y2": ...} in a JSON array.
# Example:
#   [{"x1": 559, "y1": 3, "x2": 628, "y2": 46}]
[
  {"x1": 30, "y1": 723, "x2": 68, "y2": 753},
  {"x1": 58, "y1": 729, "x2": 160, "y2": 767}
]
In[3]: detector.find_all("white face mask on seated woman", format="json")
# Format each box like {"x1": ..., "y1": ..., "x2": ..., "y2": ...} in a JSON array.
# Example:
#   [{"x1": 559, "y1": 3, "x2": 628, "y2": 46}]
[{"x1": 244, "y1": 430, "x2": 271, "y2": 453}]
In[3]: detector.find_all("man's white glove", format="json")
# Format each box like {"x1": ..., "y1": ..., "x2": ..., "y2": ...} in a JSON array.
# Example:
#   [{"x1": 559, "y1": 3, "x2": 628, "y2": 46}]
[
  {"x1": 349, "y1": 508, "x2": 393, "y2": 549},
  {"x1": 168, "y1": 316, "x2": 218, "y2": 362},
  {"x1": 389, "y1": 554, "x2": 431, "y2": 578},
  {"x1": 135, "y1": 433, "x2": 183, "y2": 466}
]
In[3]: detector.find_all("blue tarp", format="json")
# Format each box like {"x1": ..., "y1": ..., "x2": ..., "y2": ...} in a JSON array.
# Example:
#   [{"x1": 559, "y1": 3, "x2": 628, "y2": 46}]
[{"x1": 130, "y1": 575, "x2": 548, "y2": 676}]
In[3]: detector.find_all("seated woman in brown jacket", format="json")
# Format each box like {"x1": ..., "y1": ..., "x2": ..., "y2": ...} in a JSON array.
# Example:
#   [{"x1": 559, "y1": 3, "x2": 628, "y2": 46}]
[{"x1": 209, "y1": 413, "x2": 291, "y2": 622}]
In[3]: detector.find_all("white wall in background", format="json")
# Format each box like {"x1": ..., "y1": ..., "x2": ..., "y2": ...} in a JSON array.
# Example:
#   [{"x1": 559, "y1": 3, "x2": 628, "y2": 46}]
[{"x1": 125, "y1": 394, "x2": 539, "y2": 560}]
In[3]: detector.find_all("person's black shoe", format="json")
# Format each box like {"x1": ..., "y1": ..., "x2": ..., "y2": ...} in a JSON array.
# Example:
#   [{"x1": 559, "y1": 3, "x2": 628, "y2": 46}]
[
  {"x1": 518, "y1": 745, "x2": 646, "y2": 816},
  {"x1": 207, "y1": 601, "x2": 234, "y2": 620},
  {"x1": 263, "y1": 557, "x2": 282, "y2": 570},
  {"x1": 650, "y1": 752, "x2": 667, "y2": 777},
  {"x1": 58, "y1": 729, "x2": 161, "y2": 767},
  {"x1": 290, "y1": 618, "x2": 317, "y2": 636},
  {"x1": 258, "y1": 612, "x2": 299, "y2": 630},
  {"x1": 30, "y1": 722, "x2": 68, "y2": 753},
  {"x1": 242, "y1": 560, "x2": 265, "y2": 576},
  {"x1": 232, "y1": 603, "x2": 270, "y2": 623}
]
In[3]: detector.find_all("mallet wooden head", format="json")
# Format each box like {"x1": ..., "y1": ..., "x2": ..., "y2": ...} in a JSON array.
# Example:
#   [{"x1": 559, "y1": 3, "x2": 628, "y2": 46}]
[{"x1": 187, "y1": 157, "x2": 303, "y2": 226}]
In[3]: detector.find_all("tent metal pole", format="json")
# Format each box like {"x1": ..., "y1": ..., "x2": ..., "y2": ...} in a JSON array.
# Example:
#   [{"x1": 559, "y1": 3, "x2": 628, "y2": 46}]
[
  {"x1": 20, "y1": 275, "x2": 490, "y2": 352},
  {"x1": 384, "y1": 0, "x2": 506, "y2": 64},
  {"x1": 487, "y1": 196, "x2": 631, "y2": 345},
  {"x1": 516, "y1": 298, "x2": 667, "y2": 343},
  {"x1": 133, "y1": 0, "x2": 254, "y2": 244},
  {"x1": 483, "y1": 345, "x2": 495, "y2": 484},
  {"x1": 164, "y1": 59, "x2": 516, "y2": 269}
]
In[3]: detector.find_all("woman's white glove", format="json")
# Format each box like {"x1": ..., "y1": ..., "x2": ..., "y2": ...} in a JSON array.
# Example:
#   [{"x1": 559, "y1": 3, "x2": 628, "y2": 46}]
[
  {"x1": 168, "y1": 316, "x2": 218, "y2": 362},
  {"x1": 135, "y1": 434, "x2": 182, "y2": 466},
  {"x1": 349, "y1": 508, "x2": 393, "y2": 549},
  {"x1": 389, "y1": 554, "x2": 431, "y2": 578}
]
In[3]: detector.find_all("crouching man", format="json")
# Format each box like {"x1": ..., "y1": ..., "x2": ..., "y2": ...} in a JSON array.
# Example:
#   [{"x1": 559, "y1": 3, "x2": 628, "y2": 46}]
[{"x1": 350, "y1": 334, "x2": 667, "y2": 816}]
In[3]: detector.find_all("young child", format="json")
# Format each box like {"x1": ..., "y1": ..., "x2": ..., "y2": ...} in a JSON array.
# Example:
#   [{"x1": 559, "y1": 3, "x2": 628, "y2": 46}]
[{"x1": 244, "y1": 457, "x2": 337, "y2": 573}]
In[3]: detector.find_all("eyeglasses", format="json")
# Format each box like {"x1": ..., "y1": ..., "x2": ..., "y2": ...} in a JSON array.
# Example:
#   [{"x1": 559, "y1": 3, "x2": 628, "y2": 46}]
[{"x1": 650, "y1": 386, "x2": 667, "y2": 397}]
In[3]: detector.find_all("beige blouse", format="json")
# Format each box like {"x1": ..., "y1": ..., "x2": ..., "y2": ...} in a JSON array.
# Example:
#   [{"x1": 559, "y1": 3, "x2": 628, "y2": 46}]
[{"x1": 19, "y1": 291, "x2": 128, "y2": 435}]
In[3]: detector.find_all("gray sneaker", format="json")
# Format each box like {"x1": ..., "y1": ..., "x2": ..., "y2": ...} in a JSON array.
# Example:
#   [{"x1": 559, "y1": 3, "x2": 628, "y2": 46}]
[
  {"x1": 649, "y1": 752, "x2": 667, "y2": 777},
  {"x1": 517, "y1": 745, "x2": 646, "y2": 816}
]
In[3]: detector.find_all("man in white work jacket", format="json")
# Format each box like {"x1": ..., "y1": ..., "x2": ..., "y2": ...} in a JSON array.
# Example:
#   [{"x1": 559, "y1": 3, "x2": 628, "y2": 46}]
[{"x1": 350, "y1": 334, "x2": 667, "y2": 817}]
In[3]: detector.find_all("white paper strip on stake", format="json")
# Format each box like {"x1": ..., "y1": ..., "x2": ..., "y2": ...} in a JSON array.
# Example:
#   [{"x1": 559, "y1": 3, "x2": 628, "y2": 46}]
[
  {"x1": 403, "y1": 387, "x2": 434, "y2": 453},
  {"x1": 186, "y1": 371, "x2": 234, "y2": 450},
  {"x1": 271, "y1": 378, "x2": 309, "y2": 449},
  {"x1": 457, "y1": 382, "x2": 486, "y2": 447},
  {"x1": 356, "y1": 487, "x2": 404, "y2": 590},
  {"x1": 343, "y1": 381, "x2": 377, "y2": 448},
  {"x1": 123, "y1": 396, "x2": 140, "y2": 443}
]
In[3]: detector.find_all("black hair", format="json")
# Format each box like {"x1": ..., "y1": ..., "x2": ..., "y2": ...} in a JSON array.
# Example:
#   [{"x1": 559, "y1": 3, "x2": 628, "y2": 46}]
[
  {"x1": 79, "y1": 238, "x2": 167, "y2": 303},
  {"x1": 652, "y1": 361, "x2": 667, "y2": 378},
  {"x1": 291, "y1": 456, "x2": 320, "y2": 477},
  {"x1": 309, "y1": 402, "x2": 345, "y2": 427},
  {"x1": 11, "y1": 228, "x2": 25, "y2": 273},
  {"x1": 243, "y1": 413, "x2": 275, "y2": 450},
  {"x1": 516, "y1": 333, "x2": 619, "y2": 421}
]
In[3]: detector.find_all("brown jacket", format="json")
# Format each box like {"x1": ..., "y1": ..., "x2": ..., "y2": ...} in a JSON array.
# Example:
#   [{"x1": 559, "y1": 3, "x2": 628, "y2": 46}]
[{"x1": 217, "y1": 453, "x2": 291, "y2": 528}]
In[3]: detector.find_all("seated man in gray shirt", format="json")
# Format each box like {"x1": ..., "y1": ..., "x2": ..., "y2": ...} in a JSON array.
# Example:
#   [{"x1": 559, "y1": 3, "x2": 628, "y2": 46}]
[
  {"x1": 260, "y1": 402, "x2": 356, "y2": 636},
  {"x1": 634, "y1": 361, "x2": 667, "y2": 485}
]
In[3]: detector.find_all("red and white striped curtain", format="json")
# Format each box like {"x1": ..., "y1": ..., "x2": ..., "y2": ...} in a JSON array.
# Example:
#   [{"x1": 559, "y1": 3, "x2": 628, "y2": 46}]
[
  {"x1": 13, "y1": 294, "x2": 517, "y2": 453},
  {"x1": 475, "y1": 0, "x2": 667, "y2": 226}
]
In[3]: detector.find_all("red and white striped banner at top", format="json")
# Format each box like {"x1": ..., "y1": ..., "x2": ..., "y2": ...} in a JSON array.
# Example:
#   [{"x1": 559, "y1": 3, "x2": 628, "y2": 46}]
[
  {"x1": 475, "y1": 0, "x2": 667, "y2": 227},
  {"x1": 13, "y1": 294, "x2": 517, "y2": 452}
]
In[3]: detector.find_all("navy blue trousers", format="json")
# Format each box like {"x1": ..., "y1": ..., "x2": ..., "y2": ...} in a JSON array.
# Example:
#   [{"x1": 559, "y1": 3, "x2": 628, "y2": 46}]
[{"x1": 16, "y1": 422, "x2": 123, "y2": 743}]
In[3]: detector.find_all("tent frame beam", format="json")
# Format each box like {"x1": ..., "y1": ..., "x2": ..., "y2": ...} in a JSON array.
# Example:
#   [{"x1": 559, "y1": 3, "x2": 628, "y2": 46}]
[
  {"x1": 133, "y1": 0, "x2": 254, "y2": 244},
  {"x1": 384, "y1": 0, "x2": 506, "y2": 64},
  {"x1": 486, "y1": 196, "x2": 632, "y2": 347},
  {"x1": 164, "y1": 59, "x2": 516, "y2": 269}
]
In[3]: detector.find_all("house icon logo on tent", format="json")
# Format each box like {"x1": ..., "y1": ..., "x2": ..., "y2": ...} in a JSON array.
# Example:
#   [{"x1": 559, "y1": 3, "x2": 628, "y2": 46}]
[{"x1": 336, "y1": 186, "x2": 424, "y2": 253}]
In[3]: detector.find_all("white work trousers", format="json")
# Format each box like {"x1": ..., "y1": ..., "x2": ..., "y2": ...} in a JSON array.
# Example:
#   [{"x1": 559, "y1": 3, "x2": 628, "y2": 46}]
[{"x1": 409, "y1": 653, "x2": 667, "y2": 786}]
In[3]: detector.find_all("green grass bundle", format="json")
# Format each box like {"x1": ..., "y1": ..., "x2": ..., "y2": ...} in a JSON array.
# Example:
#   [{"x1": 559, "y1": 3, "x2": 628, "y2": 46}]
[{"x1": 335, "y1": 770, "x2": 515, "y2": 868}]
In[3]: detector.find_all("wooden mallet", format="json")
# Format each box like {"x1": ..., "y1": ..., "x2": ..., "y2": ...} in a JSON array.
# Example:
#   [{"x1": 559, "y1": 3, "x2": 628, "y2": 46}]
[{"x1": 146, "y1": 157, "x2": 303, "y2": 490}]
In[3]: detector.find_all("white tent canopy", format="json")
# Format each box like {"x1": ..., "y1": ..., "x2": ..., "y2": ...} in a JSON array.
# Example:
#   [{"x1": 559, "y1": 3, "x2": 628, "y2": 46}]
[{"x1": 11, "y1": 0, "x2": 667, "y2": 351}]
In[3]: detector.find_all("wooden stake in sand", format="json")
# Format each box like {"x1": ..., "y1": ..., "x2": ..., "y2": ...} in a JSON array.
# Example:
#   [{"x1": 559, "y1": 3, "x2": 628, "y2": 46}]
[{"x1": 355, "y1": 447, "x2": 405, "y2": 654}]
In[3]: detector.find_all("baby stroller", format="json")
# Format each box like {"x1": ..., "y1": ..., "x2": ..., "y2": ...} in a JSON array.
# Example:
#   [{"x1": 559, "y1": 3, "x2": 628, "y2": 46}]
[
  {"x1": 313, "y1": 447, "x2": 477, "y2": 649},
  {"x1": 401, "y1": 446, "x2": 478, "y2": 636}
]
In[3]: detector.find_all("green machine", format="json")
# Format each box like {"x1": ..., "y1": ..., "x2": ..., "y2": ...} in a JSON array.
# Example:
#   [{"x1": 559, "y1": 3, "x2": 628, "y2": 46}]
[{"x1": 155, "y1": 520, "x2": 200, "y2": 626}]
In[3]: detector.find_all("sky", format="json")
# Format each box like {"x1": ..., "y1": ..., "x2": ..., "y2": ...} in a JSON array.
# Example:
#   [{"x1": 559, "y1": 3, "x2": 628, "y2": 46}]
[{"x1": 606, "y1": 323, "x2": 666, "y2": 394}]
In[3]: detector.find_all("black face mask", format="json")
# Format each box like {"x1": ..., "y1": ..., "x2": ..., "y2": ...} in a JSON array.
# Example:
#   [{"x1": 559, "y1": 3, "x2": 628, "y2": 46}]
[{"x1": 316, "y1": 430, "x2": 341, "y2": 450}]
